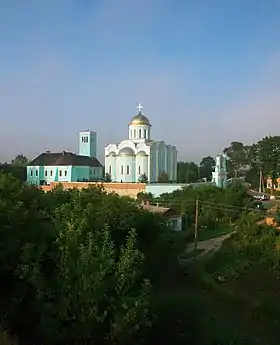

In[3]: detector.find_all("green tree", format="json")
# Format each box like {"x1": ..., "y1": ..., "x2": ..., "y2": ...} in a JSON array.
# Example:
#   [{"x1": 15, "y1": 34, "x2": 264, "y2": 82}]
[
  {"x1": 177, "y1": 162, "x2": 198, "y2": 183},
  {"x1": 224, "y1": 141, "x2": 250, "y2": 177},
  {"x1": 250, "y1": 136, "x2": 280, "y2": 185},
  {"x1": 0, "y1": 173, "x2": 181, "y2": 344},
  {"x1": 158, "y1": 171, "x2": 169, "y2": 183},
  {"x1": 104, "y1": 173, "x2": 112, "y2": 182},
  {"x1": 199, "y1": 156, "x2": 215, "y2": 181},
  {"x1": 11, "y1": 154, "x2": 29, "y2": 166},
  {"x1": 138, "y1": 173, "x2": 148, "y2": 183}
]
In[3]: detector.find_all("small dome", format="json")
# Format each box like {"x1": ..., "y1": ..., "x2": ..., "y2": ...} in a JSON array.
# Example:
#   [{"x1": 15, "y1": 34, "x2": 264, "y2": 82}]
[{"x1": 118, "y1": 147, "x2": 135, "y2": 156}]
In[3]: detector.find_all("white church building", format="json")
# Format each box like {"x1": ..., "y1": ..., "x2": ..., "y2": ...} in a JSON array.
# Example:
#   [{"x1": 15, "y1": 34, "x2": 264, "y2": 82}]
[{"x1": 105, "y1": 104, "x2": 177, "y2": 183}]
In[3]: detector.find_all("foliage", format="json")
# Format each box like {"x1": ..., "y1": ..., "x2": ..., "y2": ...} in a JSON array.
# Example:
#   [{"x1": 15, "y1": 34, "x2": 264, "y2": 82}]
[
  {"x1": 0, "y1": 164, "x2": 26, "y2": 182},
  {"x1": 224, "y1": 141, "x2": 249, "y2": 177},
  {"x1": 137, "y1": 192, "x2": 153, "y2": 202},
  {"x1": 0, "y1": 173, "x2": 181, "y2": 345},
  {"x1": 157, "y1": 171, "x2": 169, "y2": 183},
  {"x1": 104, "y1": 173, "x2": 112, "y2": 182},
  {"x1": 177, "y1": 161, "x2": 199, "y2": 183},
  {"x1": 199, "y1": 156, "x2": 215, "y2": 181},
  {"x1": 11, "y1": 154, "x2": 29, "y2": 166},
  {"x1": 157, "y1": 184, "x2": 253, "y2": 230},
  {"x1": 138, "y1": 173, "x2": 148, "y2": 183}
]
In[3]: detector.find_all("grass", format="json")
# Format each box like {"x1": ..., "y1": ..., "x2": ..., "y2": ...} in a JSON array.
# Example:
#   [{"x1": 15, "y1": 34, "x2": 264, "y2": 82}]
[{"x1": 198, "y1": 226, "x2": 233, "y2": 241}]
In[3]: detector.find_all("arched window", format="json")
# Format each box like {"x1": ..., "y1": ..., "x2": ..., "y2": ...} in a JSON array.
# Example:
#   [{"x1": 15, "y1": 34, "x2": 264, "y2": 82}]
[
  {"x1": 139, "y1": 129, "x2": 142, "y2": 138},
  {"x1": 126, "y1": 165, "x2": 130, "y2": 175},
  {"x1": 134, "y1": 129, "x2": 136, "y2": 138},
  {"x1": 144, "y1": 129, "x2": 147, "y2": 138}
]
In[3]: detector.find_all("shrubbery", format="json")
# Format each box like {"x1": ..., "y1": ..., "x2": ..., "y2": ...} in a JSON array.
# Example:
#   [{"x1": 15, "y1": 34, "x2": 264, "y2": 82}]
[{"x1": 0, "y1": 173, "x2": 180, "y2": 344}]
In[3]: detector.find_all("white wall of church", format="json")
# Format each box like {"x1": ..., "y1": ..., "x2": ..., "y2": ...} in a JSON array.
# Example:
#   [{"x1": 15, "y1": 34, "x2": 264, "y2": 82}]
[
  {"x1": 115, "y1": 156, "x2": 136, "y2": 182},
  {"x1": 136, "y1": 154, "x2": 149, "y2": 181}
]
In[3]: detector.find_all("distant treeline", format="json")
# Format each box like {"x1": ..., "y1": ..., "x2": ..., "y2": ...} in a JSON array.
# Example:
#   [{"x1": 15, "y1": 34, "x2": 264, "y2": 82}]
[{"x1": 0, "y1": 164, "x2": 26, "y2": 182}]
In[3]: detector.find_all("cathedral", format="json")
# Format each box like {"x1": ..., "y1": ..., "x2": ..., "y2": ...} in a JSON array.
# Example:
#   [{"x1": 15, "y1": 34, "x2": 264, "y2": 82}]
[{"x1": 105, "y1": 104, "x2": 177, "y2": 183}]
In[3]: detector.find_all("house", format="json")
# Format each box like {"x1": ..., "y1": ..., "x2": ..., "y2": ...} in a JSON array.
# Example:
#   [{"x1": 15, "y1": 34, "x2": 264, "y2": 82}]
[
  {"x1": 141, "y1": 201, "x2": 184, "y2": 231},
  {"x1": 27, "y1": 130, "x2": 103, "y2": 185}
]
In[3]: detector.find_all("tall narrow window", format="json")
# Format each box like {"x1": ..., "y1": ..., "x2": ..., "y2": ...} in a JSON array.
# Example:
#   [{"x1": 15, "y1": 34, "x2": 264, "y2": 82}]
[
  {"x1": 30, "y1": 170, "x2": 33, "y2": 177},
  {"x1": 121, "y1": 165, "x2": 123, "y2": 175},
  {"x1": 139, "y1": 129, "x2": 142, "y2": 138},
  {"x1": 144, "y1": 129, "x2": 147, "y2": 138},
  {"x1": 45, "y1": 170, "x2": 47, "y2": 176},
  {"x1": 36, "y1": 170, "x2": 38, "y2": 176},
  {"x1": 138, "y1": 166, "x2": 141, "y2": 174},
  {"x1": 134, "y1": 129, "x2": 136, "y2": 138},
  {"x1": 65, "y1": 171, "x2": 67, "y2": 176},
  {"x1": 109, "y1": 165, "x2": 112, "y2": 174},
  {"x1": 126, "y1": 165, "x2": 130, "y2": 175},
  {"x1": 50, "y1": 170, "x2": 53, "y2": 176},
  {"x1": 59, "y1": 170, "x2": 62, "y2": 177}
]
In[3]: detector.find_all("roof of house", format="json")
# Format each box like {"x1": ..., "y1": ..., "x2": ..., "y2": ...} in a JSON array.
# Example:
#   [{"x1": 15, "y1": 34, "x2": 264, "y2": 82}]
[
  {"x1": 142, "y1": 203, "x2": 170, "y2": 214},
  {"x1": 29, "y1": 151, "x2": 103, "y2": 168}
]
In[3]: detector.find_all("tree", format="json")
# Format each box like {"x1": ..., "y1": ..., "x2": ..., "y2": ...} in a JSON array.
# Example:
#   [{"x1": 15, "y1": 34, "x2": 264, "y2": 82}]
[
  {"x1": 177, "y1": 162, "x2": 199, "y2": 183},
  {"x1": 104, "y1": 173, "x2": 112, "y2": 182},
  {"x1": 158, "y1": 171, "x2": 169, "y2": 183},
  {"x1": 0, "y1": 173, "x2": 182, "y2": 344},
  {"x1": 224, "y1": 141, "x2": 249, "y2": 177},
  {"x1": 199, "y1": 156, "x2": 215, "y2": 181},
  {"x1": 138, "y1": 173, "x2": 148, "y2": 183},
  {"x1": 11, "y1": 154, "x2": 29, "y2": 166},
  {"x1": 250, "y1": 136, "x2": 280, "y2": 180}
]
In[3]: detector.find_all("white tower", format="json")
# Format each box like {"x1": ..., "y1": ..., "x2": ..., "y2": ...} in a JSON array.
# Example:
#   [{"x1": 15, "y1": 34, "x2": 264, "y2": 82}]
[
  {"x1": 212, "y1": 154, "x2": 228, "y2": 188},
  {"x1": 128, "y1": 103, "x2": 151, "y2": 142}
]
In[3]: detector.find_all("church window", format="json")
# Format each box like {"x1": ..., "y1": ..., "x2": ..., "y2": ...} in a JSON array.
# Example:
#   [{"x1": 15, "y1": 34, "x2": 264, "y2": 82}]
[
  {"x1": 138, "y1": 166, "x2": 141, "y2": 174},
  {"x1": 139, "y1": 129, "x2": 142, "y2": 138},
  {"x1": 65, "y1": 171, "x2": 67, "y2": 176},
  {"x1": 45, "y1": 170, "x2": 47, "y2": 177},
  {"x1": 126, "y1": 165, "x2": 130, "y2": 174},
  {"x1": 121, "y1": 165, "x2": 123, "y2": 175},
  {"x1": 134, "y1": 129, "x2": 136, "y2": 138},
  {"x1": 35, "y1": 170, "x2": 38, "y2": 176},
  {"x1": 59, "y1": 170, "x2": 62, "y2": 177},
  {"x1": 144, "y1": 129, "x2": 147, "y2": 138},
  {"x1": 109, "y1": 165, "x2": 112, "y2": 174},
  {"x1": 30, "y1": 170, "x2": 33, "y2": 177},
  {"x1": 50, "y1": 170, "x2": 53, "y2": 176}
]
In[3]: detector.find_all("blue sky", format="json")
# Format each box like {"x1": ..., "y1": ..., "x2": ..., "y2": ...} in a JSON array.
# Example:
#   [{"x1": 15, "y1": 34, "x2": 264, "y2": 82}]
[{"x1": 1, "y1": 0, "x2": 280, "y2": 163}]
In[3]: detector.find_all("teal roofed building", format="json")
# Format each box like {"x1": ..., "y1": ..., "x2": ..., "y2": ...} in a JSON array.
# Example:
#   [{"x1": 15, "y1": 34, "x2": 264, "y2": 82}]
[{"x1": 27, "y1": 130, "x2": 103, "y2": 185}]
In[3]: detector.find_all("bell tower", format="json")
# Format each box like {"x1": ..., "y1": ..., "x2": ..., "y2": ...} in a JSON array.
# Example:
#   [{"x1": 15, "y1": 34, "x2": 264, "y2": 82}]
[{"x1": 79, "y1": 130, "x2": 97, "y2": 158}]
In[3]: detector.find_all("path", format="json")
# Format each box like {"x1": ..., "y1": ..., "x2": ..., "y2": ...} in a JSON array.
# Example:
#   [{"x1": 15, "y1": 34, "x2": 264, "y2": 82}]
[{"x1": 179, "y1": 231, "x2": 235, "y2": 264}]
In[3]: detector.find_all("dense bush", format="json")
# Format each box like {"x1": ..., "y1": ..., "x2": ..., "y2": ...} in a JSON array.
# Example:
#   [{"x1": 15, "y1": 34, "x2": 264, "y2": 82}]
[
  {"x1": 0, "y1": 173, "x2": 180, "y2": 345},
  {"x1": 157, "y1": 184, "x2": 254, "y2": 229}
]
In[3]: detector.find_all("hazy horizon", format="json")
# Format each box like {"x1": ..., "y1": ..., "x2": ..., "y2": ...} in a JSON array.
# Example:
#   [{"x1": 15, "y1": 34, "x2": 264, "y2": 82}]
[{"x1": 1, "y1": 0, "x2": 280, "y2": 164}]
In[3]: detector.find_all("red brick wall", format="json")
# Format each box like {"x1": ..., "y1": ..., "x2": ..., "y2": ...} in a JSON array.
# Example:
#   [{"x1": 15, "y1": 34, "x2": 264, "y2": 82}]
[{"x1": 40, "y1": 182, "x2": 146, "y2": 198}]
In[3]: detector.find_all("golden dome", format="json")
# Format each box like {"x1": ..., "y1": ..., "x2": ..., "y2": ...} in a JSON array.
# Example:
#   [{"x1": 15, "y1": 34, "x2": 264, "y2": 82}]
[{"x1": 129, "y1": 103, "x2": 151, "y2": 126}]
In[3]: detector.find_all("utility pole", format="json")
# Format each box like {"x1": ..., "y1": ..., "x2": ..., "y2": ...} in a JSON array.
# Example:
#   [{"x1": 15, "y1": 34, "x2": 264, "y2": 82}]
[
  {"x1": 258, "y1": 170, "x2": 262, "y2": 193},
  {"x1": 194, "y1": 198, "x2": 199, "y2": 260}
]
